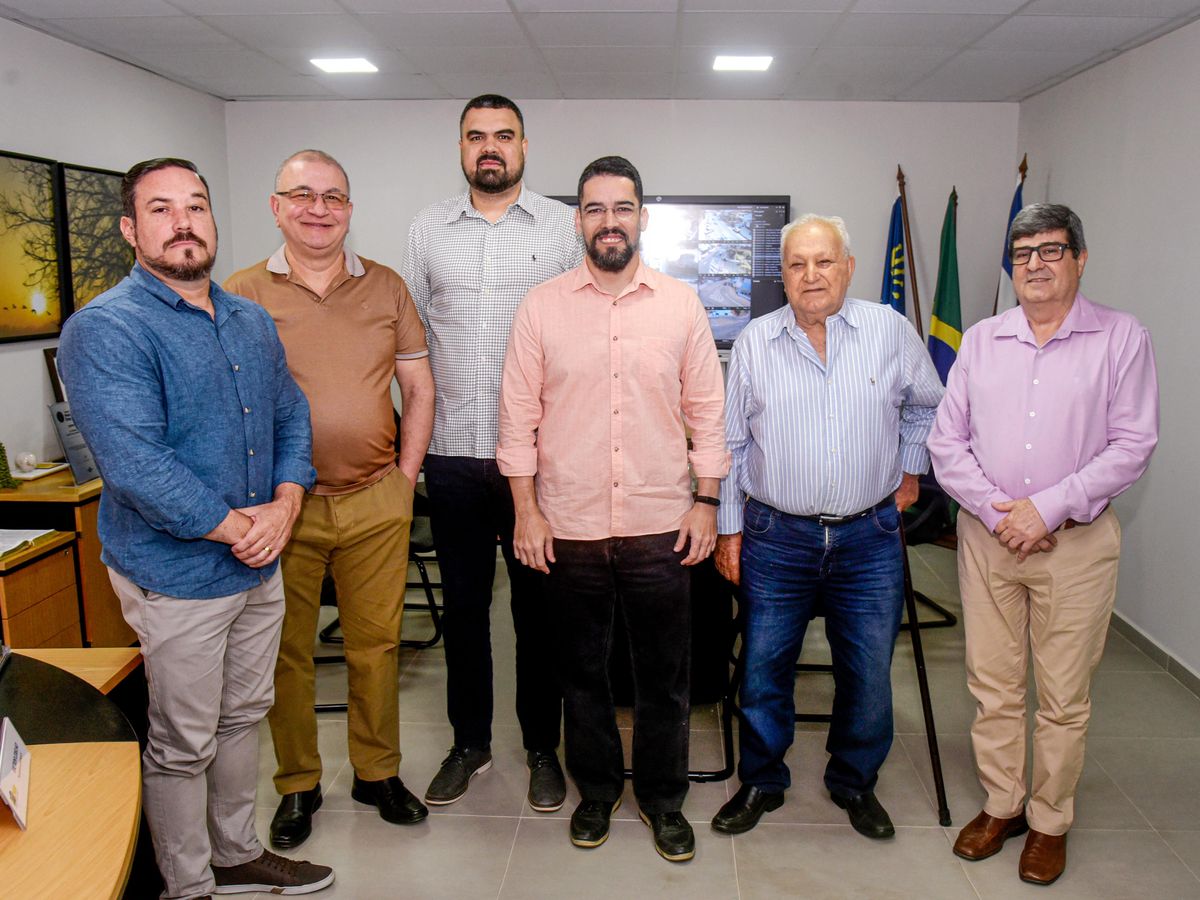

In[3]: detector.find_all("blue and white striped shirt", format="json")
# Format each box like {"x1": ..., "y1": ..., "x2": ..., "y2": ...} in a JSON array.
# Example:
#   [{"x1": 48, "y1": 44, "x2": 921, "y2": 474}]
[{"x1": 717, "y1": 299, "x2": 944, "y2": 533}]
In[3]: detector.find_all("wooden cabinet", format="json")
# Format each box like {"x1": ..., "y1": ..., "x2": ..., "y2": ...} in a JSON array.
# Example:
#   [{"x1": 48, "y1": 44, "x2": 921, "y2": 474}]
[
  {"x1": 0, "y1": 533, "x2": 83, "y2": 648},
  {"x1": 0, "y1": 474, "x2": 133, "y2": 647}
]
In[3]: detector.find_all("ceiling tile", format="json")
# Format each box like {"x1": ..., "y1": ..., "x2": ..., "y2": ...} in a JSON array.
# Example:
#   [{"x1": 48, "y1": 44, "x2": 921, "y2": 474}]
[
  {"x1": 522, "y1": 12, "x2": 677, "y2": 46},
  {"x1": 360, "y1": 12, "x2": 528, "y2": 47},
  {"x1": 554, "y1": 70, "x2": 674, "y2": 98},
  {"x1": 201, "y1": 74, "x2": 338, "y2": 99},
  {"x1": 679, "y1": 12, "x2": 841, "y2": 46},
  {"x1": 260, "y1": 47, "x2": 420, "y2": 76},
  {"x1": 316, "y1": 72, "x2": 453, "y2": 99},
  {"x1": 1021, "y1": 0, "x2": 1200, "y2": 15},
  {"x1": 199, "y1": 14, "x2": 384, "y2": 50},
  {"x1": 0, "y1": 0, "x2": 177, "y2": 16},
  {"x1": 400, "y1": 45, "x2": 549, "y2": 75},
  {"x1": 975, "y1": 15, "x2": 1170, "y2": 51},
  {"x1": 512, "y1": 0, "x2": 678, "y2": 10},
  {"x1": 542, "y1": 45, "x2": 676, "y2": 73},
  {"x1": 675, "y1": 45, "x2": 813, "y2": 74},
  {"x1": 897, "y1": 47, "x2": 1096, "y2": 101},
  {"x1": 672, "y1": 67, "x2": 800, "y2": 99},
  {"x1": 825, "y1": 12, "x2": 1007, "y2": 47},
  {"x1": 434, "y1": 71, "x2": 565, "y2": 99},
  {"x1": 852, "y1": 0, "x2": 1025, "y2": 12},
  {"x1": 127, "y1": 48, "x2": 300, "y2": 81},
  {"x1": 176, "y1": 0, "x2": 343, "y2": 14},
  {"x1": 682, "y1": 0, "x2": 851, "y2": 9},
  {"x1": 51, "y1": 15, "x2": 238, "y2": 52},
  {"x1": 340, "y1": 0, "x2": 509, "y2": 10},
  {"x1": 785, "y1": 45, "x2": 955, "y2": 99}
]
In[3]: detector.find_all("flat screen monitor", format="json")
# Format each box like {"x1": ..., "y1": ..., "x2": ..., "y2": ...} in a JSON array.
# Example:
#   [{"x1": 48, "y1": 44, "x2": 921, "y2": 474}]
[{"x1": 551, "y1": 194, "x2": 791, "y2": 349}]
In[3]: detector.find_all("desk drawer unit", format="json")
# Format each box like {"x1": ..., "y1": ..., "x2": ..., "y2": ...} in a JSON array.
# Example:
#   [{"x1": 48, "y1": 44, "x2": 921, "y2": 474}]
[{"x1": 0, "y1": 545, "x2": 82, "y2": 648}]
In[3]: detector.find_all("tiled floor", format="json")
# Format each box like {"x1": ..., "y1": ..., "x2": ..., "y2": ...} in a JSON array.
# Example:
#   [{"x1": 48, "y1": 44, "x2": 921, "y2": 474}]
[{"x1": 249, "y1": 545, "x2": 1200, "y2": 898}]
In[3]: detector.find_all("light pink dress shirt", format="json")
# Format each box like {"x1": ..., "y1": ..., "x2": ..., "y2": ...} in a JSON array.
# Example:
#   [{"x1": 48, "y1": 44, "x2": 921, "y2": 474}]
[
  {"x1": 928, "y1": 293, "x2": 1158, "y2": 533},
  {"x1": 497, "y1": 260, "x2": 729, "y2": 541}
]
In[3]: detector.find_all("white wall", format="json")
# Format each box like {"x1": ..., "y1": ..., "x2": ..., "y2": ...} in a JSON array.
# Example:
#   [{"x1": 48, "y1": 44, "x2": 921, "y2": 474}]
[
  {"x1": 0, "y1": 18, "x2": 230, "y2": 462},
  {"x1": 224, "y1": 99, "x2": 1018, "y2": 332},
  {"x1": 1019, "y1": 20, "x2": 1200, "y2": 677}
]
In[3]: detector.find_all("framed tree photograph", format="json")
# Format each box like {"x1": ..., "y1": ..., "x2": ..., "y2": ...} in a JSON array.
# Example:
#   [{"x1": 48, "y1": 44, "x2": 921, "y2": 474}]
[
  {"x1": 0, "y1": 150, "x2": 67, "y2": 343},
  {"x1": 59, "y1": 163, "x2": 133, "y2": 311}
]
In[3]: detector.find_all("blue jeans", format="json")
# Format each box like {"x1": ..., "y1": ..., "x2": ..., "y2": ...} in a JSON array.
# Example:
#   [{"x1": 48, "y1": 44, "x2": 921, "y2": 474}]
[{"x1": 737, "y1": 497, "x2": 905, "y2": 798}]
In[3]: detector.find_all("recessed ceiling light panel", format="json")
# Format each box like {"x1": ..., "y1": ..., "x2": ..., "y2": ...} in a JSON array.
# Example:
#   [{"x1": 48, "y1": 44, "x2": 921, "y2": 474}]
[
  {"x1": 713, "y1": 56, "x2": 772, "y2": 72},
  {"x1": 310, "y1": 58, "x2": 378, "y2": 74}
]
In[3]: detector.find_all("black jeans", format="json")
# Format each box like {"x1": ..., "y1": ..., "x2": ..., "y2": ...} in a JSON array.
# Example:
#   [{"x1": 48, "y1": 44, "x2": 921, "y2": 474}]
[
  {"x1": 423, "y1": 455, "x2": 561, "y2": 751},
  {"x1": 550, "y1": 531, "x2": 691, "y2": 814}
]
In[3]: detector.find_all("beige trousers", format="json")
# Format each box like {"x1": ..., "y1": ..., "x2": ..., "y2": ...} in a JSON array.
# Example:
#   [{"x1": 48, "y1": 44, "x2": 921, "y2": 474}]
[
  {"x1": 957, "y1": 506, "x2": 1120, "y2": 835},
  {"x1": 268, "y1": 467, "x2": 413, "y2": 794}
]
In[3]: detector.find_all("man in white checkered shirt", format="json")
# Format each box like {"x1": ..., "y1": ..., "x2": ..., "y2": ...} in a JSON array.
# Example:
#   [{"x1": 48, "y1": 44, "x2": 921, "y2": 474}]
[{"x1": 403, "y1": 94, "x2": 583, "y2": 814}]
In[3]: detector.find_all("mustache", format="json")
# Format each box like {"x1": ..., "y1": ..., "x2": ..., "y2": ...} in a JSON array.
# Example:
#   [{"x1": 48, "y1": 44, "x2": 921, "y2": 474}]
[
  {"x1": 476, "y1": 153, "x2": 505, "y2": 167},
  {"x1": 595, "y1": 227, "x2": 628, "y2": 242},
  {"x1": 164, "y1": 232, "x2": 208, "y2": 251}
]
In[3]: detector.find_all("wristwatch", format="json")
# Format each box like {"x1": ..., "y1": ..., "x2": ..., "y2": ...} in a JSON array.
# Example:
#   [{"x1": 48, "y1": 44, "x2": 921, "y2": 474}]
[{"x1": 692, "y1": 494, "x2": 720, "y2": 507}]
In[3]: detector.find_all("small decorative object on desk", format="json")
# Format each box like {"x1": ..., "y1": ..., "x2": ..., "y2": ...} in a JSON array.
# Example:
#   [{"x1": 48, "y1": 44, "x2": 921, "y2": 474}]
[
  {"x1": 12, "y1": 451, "x2": 36, "y2": 472},
  {"x1": 0, "y1": 443, "x2": 18, "y2": 489}
]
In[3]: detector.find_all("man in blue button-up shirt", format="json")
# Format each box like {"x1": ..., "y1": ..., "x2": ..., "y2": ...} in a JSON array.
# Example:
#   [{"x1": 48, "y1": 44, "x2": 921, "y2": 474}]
[
  {"x1": 710, "y1": 214, "x2": 944, "y2": 843},
  {"x1": 58, "y1": 158, "x2": 333, "y2": 900}
]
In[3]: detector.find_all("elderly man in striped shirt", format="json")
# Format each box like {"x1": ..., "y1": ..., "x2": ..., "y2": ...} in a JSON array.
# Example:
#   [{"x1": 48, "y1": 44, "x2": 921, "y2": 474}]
[{"x1": 711, "y1": 214, "x2": 944, "y2": 841}]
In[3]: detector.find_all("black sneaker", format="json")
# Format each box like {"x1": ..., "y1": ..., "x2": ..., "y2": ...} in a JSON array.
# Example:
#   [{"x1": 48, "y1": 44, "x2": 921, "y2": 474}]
[
  {"x1": 527, "y1": 750, "x2": 566, "y2": 813},
  {"x1": 640, "y1": 810, "x2": 695, "y2": 862},
  {"x1": 569, "y1": 796, "x2": 621, "y2": 848},
  {"x1": 424, "y1": 746, "x2": 492, "y2": 805},
  {"x1": 211, "y1": 849, "x2": 333, "y2": 895}
]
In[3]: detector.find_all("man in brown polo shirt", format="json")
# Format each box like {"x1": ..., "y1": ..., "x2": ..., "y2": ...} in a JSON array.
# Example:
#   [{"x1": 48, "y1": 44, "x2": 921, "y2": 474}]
[{"x1": 226, "y1": 149, "x2": 435, "y2": 849}]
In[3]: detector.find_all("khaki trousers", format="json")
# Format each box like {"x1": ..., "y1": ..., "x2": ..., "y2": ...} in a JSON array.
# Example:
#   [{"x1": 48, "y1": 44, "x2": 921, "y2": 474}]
[
  {"x1": 109, "y1": 567, "x2": 284, "y2": 900},
  {"x1": 957, "y1": 507, "x2": 1120, "y2": 835},
  {"x1": 268, "y1": 467, "x2": 414, "y2": 794}
]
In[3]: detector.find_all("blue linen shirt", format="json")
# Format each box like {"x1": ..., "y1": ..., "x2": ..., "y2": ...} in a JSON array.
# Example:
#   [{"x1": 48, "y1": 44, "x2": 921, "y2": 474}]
[
  {"x1": 718, "y1": 298, "x2": 944, "y2": 534},
  {"x1": 58, "y1": 263, "x2": 315, "y2": 599}
]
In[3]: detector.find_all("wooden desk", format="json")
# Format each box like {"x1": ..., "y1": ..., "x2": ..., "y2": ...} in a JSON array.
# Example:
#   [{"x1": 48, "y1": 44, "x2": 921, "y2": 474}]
[
  {"x1": 0, "y1": 531, "x2": 81, "y2": 648},
  {"x1": 0, "y1": 742, "x2": 141, "y2": 900},
  {"x1": 16, "y1": 647, "x2": 142, "y2": 695},
  {"x1": 0, "y1": 473, "x2": 133, "y2": 647}
]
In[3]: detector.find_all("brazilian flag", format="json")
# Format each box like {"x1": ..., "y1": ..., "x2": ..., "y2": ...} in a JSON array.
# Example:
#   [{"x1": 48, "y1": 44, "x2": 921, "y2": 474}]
[
  {"x1": 928, "y1": 188, "x2": 961, "y2": 384},
  {"x1": 879, "y1": 196, "x2": 905, "y2": 315}
]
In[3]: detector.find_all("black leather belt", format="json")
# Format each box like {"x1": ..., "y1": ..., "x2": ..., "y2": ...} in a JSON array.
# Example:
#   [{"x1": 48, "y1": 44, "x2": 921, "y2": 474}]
[{"x1": 799, "y1": 495, "x2": 894, "y2": 527}]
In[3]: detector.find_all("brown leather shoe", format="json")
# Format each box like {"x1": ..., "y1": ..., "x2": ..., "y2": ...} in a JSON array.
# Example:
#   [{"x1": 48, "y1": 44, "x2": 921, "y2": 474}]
[
  {"x1": 953, "y1": 809, "x2": 1029, "y2": 861},
  {"x1": 1020, "y1": 829, "x2": 1066, "y2": 885}
]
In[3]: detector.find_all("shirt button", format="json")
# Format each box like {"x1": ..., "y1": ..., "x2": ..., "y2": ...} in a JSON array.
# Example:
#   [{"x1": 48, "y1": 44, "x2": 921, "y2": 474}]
[
  {"x1": 233, "y1": 364, "x2": 240, "y2": 372},
  {"x1": 249, "y1": 491, "x2": 257, "y2": 498},
  {"x1": 613, "y1": 481, "x2": 619, "y2": 487},
  {"x1": 1033, "y1": 378, "x2": 1040, "y2": 384},
  {"x1": 1025, "y1": 443, "x2": 1032, "y2": 450},
  {"x1": 1029, "y1": 411, "x2": 1036, "y2": 417},
  {"x1": 613, "y1": 447, "x2": 620, "y2": 452},
  {"x1": 612, "y1": 300, "x2": 617, "y2": 306},
  {"x1": 612, "y1": 336, "x2": 618, "y2": 341},
  {"x1": 243, "y1": 407, "x2": 251, "y2": 414},
  {"x1": 1024, "y1": 478, "x2": 1032, "y2": 485},
  {"x1": 613, "y1": 409, "x2": 619, "y2": 415},
  {"x1": 248, "y1": 449, "x2": 255, "y2": 456},
  {"x1": 613, "y1": 373, "x2": 619, "y2": 379}
]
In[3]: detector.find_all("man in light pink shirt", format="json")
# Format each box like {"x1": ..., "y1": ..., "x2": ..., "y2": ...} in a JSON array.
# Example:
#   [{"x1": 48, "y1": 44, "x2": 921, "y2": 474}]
[
  {"x1": 928, "y1": 203, "x2": 1158, "y2": 886},
  {"x1": 497, "y1": 156, "x2": 727, "y2": 863}
]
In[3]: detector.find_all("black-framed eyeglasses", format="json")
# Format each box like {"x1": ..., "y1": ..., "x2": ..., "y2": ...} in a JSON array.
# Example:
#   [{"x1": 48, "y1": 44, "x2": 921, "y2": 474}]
[
  {"x1": 1010, "y1": 242, "x2": 1073, "y2": 265},
  {"x1": 275, "y1": 188, "x2": 350, "y2": 210}
]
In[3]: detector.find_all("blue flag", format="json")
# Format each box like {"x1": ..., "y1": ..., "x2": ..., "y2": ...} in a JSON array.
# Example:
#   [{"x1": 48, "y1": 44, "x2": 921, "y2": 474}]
[
  {"x1": 995, "y1": 178, "x2": 1024, "y2": 312},
  {"x1": 879, "y1": 196, "x2": 905, "y2": 315}
]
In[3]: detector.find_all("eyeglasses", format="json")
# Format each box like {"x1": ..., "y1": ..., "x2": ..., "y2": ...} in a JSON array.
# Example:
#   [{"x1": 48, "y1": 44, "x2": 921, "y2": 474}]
[
  {"x1": 275, "y1": 188, "x2": 350, "y2": 210},
  {"x1": 1010, "y1": 242, "x2": 1073, "y2": 265},
  {"x1": 581, "y1": 204, "x2": 639, "y2": 222}
]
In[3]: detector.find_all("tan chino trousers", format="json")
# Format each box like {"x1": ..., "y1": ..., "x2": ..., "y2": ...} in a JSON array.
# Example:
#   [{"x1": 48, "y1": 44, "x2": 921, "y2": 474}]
[
  {"x1": 268, "y1": 467, "x2": 414, "y2": 794},
  {"x1": 957, "y1": 506, "x2": 1120, "y2": 835}
]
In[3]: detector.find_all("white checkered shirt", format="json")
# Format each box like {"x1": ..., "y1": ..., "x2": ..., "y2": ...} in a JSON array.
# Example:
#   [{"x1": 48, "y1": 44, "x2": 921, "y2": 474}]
[{"x1": 404, "y1": 185, "x2": 583, "y2": 458}]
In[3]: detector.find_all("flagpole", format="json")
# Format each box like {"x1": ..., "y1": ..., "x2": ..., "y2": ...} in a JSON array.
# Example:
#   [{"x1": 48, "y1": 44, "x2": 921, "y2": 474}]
[
  {"x1": 992, "y1": 153, "x2": 1029, "y2": 315},
  {"x1": 897, "y1": 165, "x2": 924, "y2": 339}
]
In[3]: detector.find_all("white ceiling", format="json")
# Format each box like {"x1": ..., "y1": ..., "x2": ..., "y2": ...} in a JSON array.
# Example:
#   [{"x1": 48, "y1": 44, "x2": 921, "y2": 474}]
[{"x1": 3, "y1": 0, "x2": 1199, "y2": 103}]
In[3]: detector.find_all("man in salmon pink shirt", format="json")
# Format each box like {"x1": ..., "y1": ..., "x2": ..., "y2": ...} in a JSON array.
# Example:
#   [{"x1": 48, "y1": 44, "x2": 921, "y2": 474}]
[
  {"x1": 928, "y1": 203, "x2": 1158, "y2": 886},
  {"x1": 497, "y1": 156, "x2": 728, "y2": 864}
]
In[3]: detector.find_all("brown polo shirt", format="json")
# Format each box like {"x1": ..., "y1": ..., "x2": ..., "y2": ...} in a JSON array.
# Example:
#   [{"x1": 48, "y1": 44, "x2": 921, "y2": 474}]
[{"x1": 226, "y1": 246, "x2": 428, "y2": 496}]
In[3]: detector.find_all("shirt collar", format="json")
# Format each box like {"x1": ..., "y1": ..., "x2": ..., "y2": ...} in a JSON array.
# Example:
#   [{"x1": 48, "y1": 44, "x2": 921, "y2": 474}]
[
  {"x1": 447, "y1": 184, "x2": 537, "y2": 224},
  {"x1": 993, "y1": 292, "x2": 1101, "y2": 344},
  {"x1": 768, "y1": 297, "x2": 856, "y2": 341},
  {"x1": 129, "y1": 262, "x2": 237, "y2": 322},
  {"x1": 265, "y1": 244, "x2": 364, "y2": 277},
  {"x1": 568, "y1": 257, "x2": 659, "y2": 299}
]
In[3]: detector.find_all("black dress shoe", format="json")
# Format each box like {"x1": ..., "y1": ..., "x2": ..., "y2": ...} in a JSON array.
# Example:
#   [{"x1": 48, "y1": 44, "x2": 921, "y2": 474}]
[
  {"x1": 570, "y1": 797, "x2": 621, "y2": 848},
  {"x1": 351, "y1": 775, "x2": 429, "y2": 825},
  {"x1": 527, "y1": 750, "x2": 566, "y2": 813},
  {"x1": 711, "y1": 784, "x2": 784, "y2": 835},
  {"x1": 269, "y1": 786, "x2": 322, "y2": 849},
  {"x1": 832, "y1": 791, "x2": 895, "y2": 839},
  {"x1": 640, "y1": 810, "x2": 695, "y2": 862}
]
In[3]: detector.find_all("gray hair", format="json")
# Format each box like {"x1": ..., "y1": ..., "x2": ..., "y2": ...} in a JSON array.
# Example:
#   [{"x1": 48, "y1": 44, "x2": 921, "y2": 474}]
[
  {"x1": 780, "y1": 214, "x2": 852, "y2": 261},
  {"x1": 1009, "y1": 203, "x2": 1086, "y2": 254},
  {"x1": 274, "y1": 149, "x2": 350, "y2": 196}
]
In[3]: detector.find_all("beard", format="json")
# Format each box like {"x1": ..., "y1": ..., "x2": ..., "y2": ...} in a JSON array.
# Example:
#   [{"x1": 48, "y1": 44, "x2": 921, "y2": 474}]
[
  {"x1": 140, "y1": 233, "x2": 215, "y2": 282},
  {"x1": 464, "y1": 153, "x2": 524, "y2": 194},
  {"x1": 587, "y1": 228, "x2": 638, "y2": 273}
]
